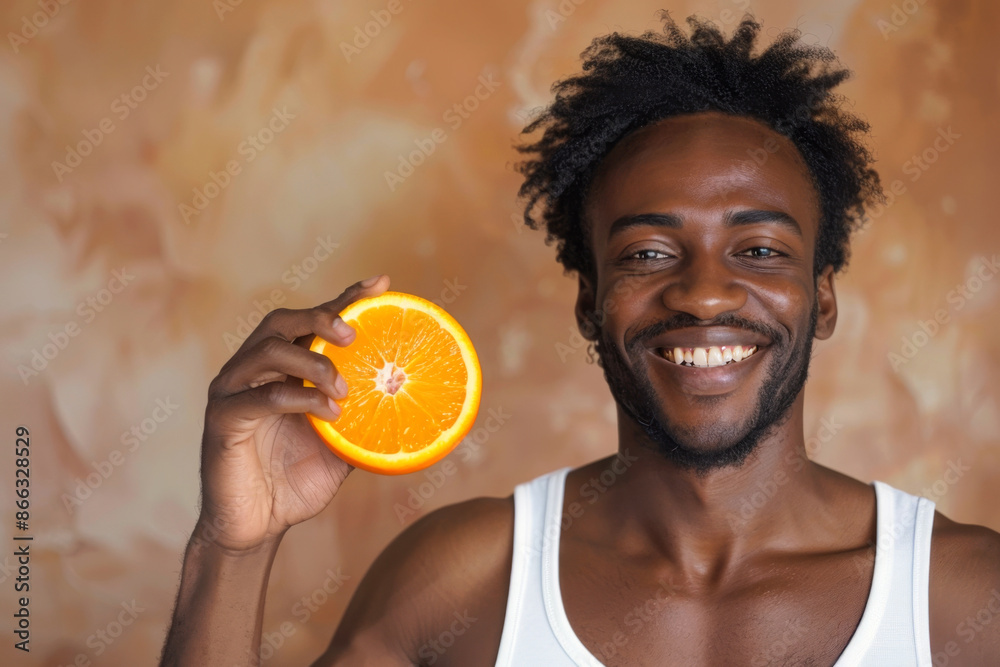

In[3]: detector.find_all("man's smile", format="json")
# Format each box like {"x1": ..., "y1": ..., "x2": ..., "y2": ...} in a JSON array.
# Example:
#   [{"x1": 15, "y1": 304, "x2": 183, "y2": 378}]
[
  {"x1": 642, "y1": 326, "x2": 772, "y2": 366},
  {"x1": 638, "y1": 324, "x2": 776, "y2": 396},
  {"x1": 644, "y1": 344, "x2": 767, "y2": 395}
]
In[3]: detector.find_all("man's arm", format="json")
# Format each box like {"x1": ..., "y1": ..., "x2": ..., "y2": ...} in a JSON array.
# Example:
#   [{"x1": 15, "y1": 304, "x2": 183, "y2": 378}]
[
  {"x1": 159, "y1": 276, "x2": 389, "y2": 665},
  {"x1": 929, "y1": 512, "x2": 1000, "y2": 664},
  {"x1": 161, "y1": 521, "x2": 282, "y2": 665}
]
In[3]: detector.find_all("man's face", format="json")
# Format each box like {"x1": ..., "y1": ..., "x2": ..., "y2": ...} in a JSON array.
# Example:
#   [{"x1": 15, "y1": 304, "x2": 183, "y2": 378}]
[{"x1": 578, "y1": 111, "x2": 838, "y2": 473}]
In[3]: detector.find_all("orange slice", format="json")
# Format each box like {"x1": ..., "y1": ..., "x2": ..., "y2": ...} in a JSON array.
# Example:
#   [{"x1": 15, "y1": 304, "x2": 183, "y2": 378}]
[{"x1": 305, "y1": 291, "x2": 482, "y2": 475}]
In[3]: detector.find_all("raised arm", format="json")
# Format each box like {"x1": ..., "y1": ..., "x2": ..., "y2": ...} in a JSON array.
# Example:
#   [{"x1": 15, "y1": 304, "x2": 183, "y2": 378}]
[{"x1": 160, "y1": 275, "x2": 389, "y2": 666}]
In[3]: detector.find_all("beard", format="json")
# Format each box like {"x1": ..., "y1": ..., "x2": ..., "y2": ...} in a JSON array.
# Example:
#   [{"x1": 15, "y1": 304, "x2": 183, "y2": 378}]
[{"x1": 594, "y1": 301, "x2": 819, "y2": 475}]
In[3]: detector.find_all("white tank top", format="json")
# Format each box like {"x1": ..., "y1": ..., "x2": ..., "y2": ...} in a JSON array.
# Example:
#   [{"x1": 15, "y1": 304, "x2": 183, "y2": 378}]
[{"x1": 495, "y1": 467, "x2": 936, "y2": 666}]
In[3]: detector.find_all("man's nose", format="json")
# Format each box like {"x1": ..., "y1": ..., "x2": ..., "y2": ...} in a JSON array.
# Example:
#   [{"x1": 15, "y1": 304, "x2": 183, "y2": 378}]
[{"x1": 659, "y1": 256, "x2": 747, "y2": 321}]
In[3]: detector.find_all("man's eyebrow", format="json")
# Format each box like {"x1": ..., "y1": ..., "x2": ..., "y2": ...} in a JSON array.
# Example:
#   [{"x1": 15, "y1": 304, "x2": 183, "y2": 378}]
[
  {"x1": 606, "y1": 209, "x2": 802, "y2": 239},
  {"x1": 725, "y1": 209, "x2": 802, "y2": 237},
  {"x1": 607, "y1": 213, "x2": 682, "y2": 239}
]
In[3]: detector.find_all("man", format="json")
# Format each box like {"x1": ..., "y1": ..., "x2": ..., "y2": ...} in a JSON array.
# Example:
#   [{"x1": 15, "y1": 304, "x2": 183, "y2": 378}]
[{"x1": 161, "y1": 14, "x2": 1000, "y2": 666}]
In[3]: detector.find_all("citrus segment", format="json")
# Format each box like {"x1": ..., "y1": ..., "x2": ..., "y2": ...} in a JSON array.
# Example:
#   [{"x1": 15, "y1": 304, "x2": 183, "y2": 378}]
[{"x1": 304, "y1": 291, "x2": 482, "y2": 474}]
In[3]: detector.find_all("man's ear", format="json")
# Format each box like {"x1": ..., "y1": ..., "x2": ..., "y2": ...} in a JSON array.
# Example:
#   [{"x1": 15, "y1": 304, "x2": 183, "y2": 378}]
[
  {"x1": 574, "y1": 273, "x2": 600, "y2": 341},
  {"x1": 814, "y1": 264, "x2": 838, "y2": 341}
]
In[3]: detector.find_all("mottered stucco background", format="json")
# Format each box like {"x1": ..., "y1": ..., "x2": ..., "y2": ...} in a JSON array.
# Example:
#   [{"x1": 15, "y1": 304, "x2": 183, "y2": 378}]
[{"x1": 0, "y1": 0, "x2": 998, "y2": 664}]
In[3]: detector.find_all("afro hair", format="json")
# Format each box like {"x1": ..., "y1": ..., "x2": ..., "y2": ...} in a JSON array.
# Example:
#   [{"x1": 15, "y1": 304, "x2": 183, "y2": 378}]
[{"x1": 515, "y1": 11, "x2": 884, "y2": 284}]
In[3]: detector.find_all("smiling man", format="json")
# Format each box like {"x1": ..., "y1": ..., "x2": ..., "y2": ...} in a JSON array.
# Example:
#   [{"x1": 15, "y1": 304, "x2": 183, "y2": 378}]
[
  {"x1": 161, "y1": 13, "x2": 1000, "y2": 667},
  {"x1": 580, "y1": 112, "x2": 825, "y2": 475}
]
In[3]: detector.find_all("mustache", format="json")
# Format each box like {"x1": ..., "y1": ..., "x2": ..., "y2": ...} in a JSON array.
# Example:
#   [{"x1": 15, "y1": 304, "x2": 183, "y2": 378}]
[{"x1": 624, "y1": 312, "x2": 786, "y2": 350}]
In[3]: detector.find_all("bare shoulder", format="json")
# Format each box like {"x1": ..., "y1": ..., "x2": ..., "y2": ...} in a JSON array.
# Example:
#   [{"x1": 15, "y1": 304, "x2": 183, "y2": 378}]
[
  {"x1": 930, "y1": 511, "x2": 1000, "y2": 593},
  {"x1": 929, "y1": 510, "x2": 1000, "y2": 663},
  {"x1": 314, "y1": 495, "x2": 515, "y2": 666}
]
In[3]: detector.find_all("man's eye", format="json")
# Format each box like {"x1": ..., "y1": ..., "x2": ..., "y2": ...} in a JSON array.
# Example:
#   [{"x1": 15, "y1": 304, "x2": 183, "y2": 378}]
[
  {"x1": 631, "y1": 249, "x2": 668, "y2": 260},
  {"x1": 742, "y1": 247, "x2": 783, "y2": 258}
]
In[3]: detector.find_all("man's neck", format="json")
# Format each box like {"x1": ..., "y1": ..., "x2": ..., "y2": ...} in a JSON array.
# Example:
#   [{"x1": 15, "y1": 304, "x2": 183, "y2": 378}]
[{"x1": 589, "y1": 398, "x2": 846, "y2": 585}]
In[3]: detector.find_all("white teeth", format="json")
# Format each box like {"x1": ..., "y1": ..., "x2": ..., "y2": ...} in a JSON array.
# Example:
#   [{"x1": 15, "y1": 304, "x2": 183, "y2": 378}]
[{"x1": 660, "y1": 345, "x2": 758, "y2": 367}]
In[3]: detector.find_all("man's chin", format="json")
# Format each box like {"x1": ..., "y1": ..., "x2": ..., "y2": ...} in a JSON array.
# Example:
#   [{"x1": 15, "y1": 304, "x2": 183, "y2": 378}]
[
  {"x1": 637, "y1": 415, "x2": 772, "y2": 473},
  {"x1": 656, "y1": 415, "x2": 755, "y2": 449}
]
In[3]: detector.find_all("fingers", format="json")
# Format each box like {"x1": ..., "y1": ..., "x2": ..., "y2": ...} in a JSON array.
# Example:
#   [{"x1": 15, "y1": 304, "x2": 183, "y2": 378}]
[
  {"x1": 238, "y1": 274, "x2": 390, "y2": 355},
  {"x1": 212, "y1": 275, "x2": 390, "y2": 394},
  {"x1": 214, "y1": 380, "x2": 342, "y2": 424},
  {"x1": 212, "y1": 335, "x2": 349, "y2": 400}
]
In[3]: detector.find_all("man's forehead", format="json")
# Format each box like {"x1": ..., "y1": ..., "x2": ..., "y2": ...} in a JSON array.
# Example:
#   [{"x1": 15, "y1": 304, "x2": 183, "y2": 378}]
[{"x1": 584, "y1": 111, "x2": 820, "y2": 235}]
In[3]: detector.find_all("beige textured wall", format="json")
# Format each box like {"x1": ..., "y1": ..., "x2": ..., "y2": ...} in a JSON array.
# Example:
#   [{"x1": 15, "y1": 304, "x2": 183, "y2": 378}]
[{"x1": 0, "y1": 0, "x2": 997, "y2": 664}]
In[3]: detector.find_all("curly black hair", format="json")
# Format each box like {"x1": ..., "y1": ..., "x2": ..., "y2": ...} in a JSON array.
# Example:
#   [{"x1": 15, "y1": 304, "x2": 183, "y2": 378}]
[{"x1": 515, "y1": 11, "x2": 883, "y2": 284}]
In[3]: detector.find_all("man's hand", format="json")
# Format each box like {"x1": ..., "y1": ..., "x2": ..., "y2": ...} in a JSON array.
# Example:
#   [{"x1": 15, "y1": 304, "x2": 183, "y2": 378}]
[
  {"x1": 198, "y1": 273, "x2": 389, "y2": 551},
  {"x1": 160, "y1": 274, "x2": 390, "y2": 667}
]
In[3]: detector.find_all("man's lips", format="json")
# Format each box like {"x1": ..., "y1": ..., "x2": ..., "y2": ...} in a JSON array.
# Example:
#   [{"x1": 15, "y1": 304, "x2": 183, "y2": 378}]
[
  {"x1": 644, "y1": 326, "x2": 772, "y2": 351},
  {"x1": 645, "y1": 343, "x2": 766, "y2": 395},
  {"x1": 636, "y1": 327, "x2": 772, "y2": 395}
]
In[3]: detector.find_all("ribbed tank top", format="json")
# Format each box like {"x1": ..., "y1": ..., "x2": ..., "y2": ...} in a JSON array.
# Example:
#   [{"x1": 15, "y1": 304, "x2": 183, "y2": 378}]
[{"x1": 495, "y1": 467, "x2": 936, "y2": 666}]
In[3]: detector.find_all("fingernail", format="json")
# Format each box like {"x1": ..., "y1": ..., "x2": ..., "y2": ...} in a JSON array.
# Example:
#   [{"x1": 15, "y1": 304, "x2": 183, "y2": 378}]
[
  {"x1": 361, "y1": 274, "x2": 381, "y2": 287},
  {"x1": 332, "y1": 317, "x2": 353, "y2": 337},
  {"x1": 327, "y1": 396, "x2": 341, "y2": 418},
  {"x1": 334, "y1": 374, "x2": 348, "y2": 397}
]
